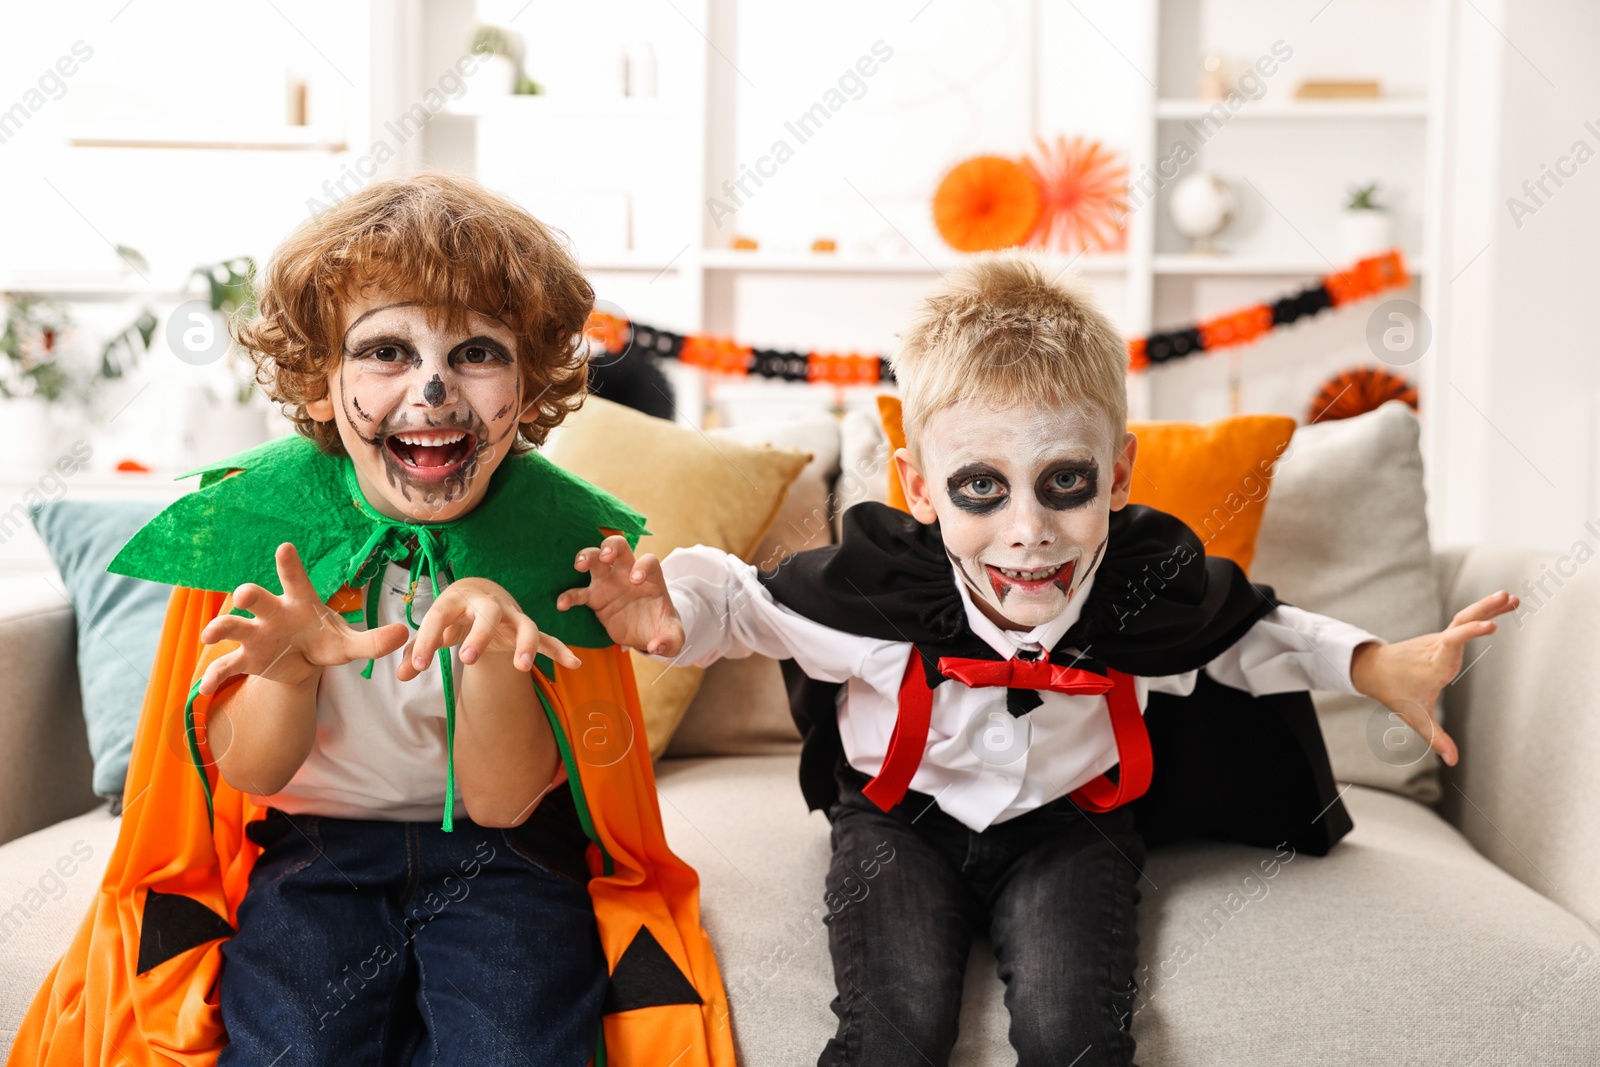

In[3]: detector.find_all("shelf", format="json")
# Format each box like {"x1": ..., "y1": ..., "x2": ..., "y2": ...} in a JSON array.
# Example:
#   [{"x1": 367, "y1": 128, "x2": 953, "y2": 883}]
[
  {"x1": 1155, "y1": 98, "x2": 1431, "y2": 121},
  {"x1": 0, "y1": 276, "x2": 192, "y2": 300},
  {"x1": 699, "y1": 250, "x2": 1129, "y2": 274},
  {"x1": 66, "y1": 125, "x2": 347, "y2": 151},
  {"x1": 581, "y1": 253, "x2": 689, "y2": 273},
  {"x1": 1152, "y1": 255, "x2": 1426, "y2": 277},
  {"x1": 443, "y1": 95, "x2": 678, "y2": 119}
]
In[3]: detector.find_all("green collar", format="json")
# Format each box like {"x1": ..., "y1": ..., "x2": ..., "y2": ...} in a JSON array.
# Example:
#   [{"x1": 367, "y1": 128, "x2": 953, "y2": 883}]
[
  {"x1": 110, "y1": 433, "x2": 648, "y2": 650},
  {"x1": 111, "y1": 433, "x2": 648, "y2": 833}
]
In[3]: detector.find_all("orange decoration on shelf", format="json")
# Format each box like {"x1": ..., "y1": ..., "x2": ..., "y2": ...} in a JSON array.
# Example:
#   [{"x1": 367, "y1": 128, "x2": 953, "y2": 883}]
[
  {"x1": 1199, "y1": 305, "x2": 1273, "y2": 350},
  {"x1": 731, "y1": 236, "x2": 760, "y2": 250},
  {"x1": 1306, "y1": 366, "x2": 1419, "y2": 423},
  {"x1": 679, "y1": 335, "x2": 753, "y2": 375},
  {"x1": 811, "y1": 239, "x2": 837, "y2": 253},
  {"x1": 807, "y1": 351, "x2": 879, "y2": 385},
  {"x1": 1021, "y1": 136, "x2": 1129, "y2": 254},
  {"x1": 932, "y1": 155, "x2": 1043, "y2": 252},
  {"x1": 114, "y1": 459, "x2": 152, "y2": 473},
  {"x1": 1324, "y1": 250, "x2": 1409, "y2": 305},
  {"x1": 584, "y1": 310, "x2": 630, "y2": 355}
]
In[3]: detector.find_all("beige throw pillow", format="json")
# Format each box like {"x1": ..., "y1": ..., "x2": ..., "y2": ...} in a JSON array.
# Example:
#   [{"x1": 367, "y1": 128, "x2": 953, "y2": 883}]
[
  {"x1": 542, "y1": 396, "x2": 811, "y2": 757},
  {"x1": 1251, "y1": 400, "x2": 1446, "y2": 803}
]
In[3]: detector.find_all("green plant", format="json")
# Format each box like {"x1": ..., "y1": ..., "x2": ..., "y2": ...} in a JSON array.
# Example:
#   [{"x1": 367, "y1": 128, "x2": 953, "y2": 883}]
[
  {"x1": 1346, "y1": 182, "x2": 1385, "y2": 211},
  {"x1": 1, "y1": 297, "x2": 78, "y2": 403},
  {"x1": 101, "y1": 256, "x2": 259, "y2": 402},
  {"x1": 470, "y1": 24, "x2": 523, "y2": 63}
]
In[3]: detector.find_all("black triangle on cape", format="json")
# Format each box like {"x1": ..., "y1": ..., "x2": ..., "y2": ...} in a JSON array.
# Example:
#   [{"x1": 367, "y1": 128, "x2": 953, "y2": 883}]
[
  {"x1": 602, "y1": 925, "x2": 705, "y2": 1015},
  {"x1": 759, "y1": 501, "x2": 1353, "y2": 856},
  {"x1": 136, "y1": 889, "x2": 237, "y2": 975}
]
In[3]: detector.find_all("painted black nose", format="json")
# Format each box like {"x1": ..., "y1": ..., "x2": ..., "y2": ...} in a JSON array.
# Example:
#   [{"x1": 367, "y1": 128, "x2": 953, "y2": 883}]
[{"x1": 423, "y1": 374, "x2": 446, "y2": 407}]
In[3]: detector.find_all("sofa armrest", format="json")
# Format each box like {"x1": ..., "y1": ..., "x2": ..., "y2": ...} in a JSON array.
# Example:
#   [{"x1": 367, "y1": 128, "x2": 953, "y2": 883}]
[
  {"x1": 1434, "y1": 544, "x2": 1600, "y2": 926},
  {"x1": 0, "y1": 575, "x2": 98, "y2": 846}
]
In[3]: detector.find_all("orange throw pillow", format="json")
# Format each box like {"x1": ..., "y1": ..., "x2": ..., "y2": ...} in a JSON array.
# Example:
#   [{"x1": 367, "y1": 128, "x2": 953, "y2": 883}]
[{"x1": 875, "y1": 394, "x2": 1293, "y2": 574}]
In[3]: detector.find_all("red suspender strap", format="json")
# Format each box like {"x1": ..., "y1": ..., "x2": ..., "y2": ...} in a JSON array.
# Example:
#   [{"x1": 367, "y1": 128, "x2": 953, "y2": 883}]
[
  {"x1": 861, "y1": 653, "x2": 1155, "y2": 815},
  {"x1": 860, "y1": 648, "x2": 935, "y2": 812},
  {"x1": 1066, "y1": 668, "x2": 1154, "y2": 812}
]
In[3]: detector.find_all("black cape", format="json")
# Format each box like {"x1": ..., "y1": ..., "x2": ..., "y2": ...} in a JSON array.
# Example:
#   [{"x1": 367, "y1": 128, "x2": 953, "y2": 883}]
[{"x1": 757, "y1": 502, "x2": 1354, "y2": 856}]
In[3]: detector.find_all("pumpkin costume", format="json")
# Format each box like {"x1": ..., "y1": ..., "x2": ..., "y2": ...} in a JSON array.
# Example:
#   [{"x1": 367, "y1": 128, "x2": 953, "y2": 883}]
[{"x1": 6, "y1": 435, "x2": 736, "y2": 1067}]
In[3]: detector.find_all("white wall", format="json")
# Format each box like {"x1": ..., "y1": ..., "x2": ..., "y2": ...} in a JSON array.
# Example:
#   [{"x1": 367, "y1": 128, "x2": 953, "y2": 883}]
[{"x1": 1437, "y1": 0, "x2": 1600, "y2": 551}]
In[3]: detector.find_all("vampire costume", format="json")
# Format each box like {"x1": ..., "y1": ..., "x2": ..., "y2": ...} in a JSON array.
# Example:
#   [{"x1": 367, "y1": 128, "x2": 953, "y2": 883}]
[{"x1": 759, "y1": 500, "x2": 1354, "y2": 857}]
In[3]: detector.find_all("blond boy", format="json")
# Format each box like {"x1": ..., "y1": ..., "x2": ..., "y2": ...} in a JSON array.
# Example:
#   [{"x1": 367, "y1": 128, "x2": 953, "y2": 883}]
[{"x1": 560, "y1": 252, "x2": 1516, "y2": 1066}]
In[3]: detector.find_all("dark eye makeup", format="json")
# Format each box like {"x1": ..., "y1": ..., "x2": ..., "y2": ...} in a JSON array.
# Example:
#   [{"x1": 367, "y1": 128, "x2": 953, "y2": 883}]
[
  {"x1": 947, "y1": 464, "x2": 1009, "y2": 514},
  {"x1": 449, "y1": 336, "x2": 513, "y2": 366},
  {"x1": 1035, "y1": 461, "x2": 1099, "y2": 510},
  {"x1": 945, "y1": 458, "x2": 1100, "y2": 513}
]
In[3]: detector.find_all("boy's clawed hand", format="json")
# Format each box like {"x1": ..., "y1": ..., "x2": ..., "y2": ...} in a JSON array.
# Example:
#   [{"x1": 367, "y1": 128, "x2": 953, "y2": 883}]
[
  {"x1": 198, "y1": 541, "x2": 412, "y2": 696},
  {"x1": 198, "y1": 541, "x2": 583, "y2": 696},
  {"x1": 557, "y1": 535, "x2": 685, "y2": 658},
  {"x1": 397, "y1": 575, "x2": 583, "y2": 680},
  {"x1": 1349, "y1": 589, "x2": 1521, "y2": 767}
]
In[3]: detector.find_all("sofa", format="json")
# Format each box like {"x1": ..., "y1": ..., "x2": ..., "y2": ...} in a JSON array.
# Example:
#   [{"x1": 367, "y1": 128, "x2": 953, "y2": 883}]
[{"x1": 3, "y1": 400, "x2": 1599, "y2": 1065}]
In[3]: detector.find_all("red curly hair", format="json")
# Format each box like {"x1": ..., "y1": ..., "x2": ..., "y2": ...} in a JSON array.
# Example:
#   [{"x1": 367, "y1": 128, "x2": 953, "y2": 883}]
[{"x1": 234, "y1": 170, "x2": 593, "y2": 454}]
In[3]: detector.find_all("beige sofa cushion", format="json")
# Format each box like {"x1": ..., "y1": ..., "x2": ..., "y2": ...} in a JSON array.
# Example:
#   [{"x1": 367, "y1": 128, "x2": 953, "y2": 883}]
[
  {"x1": 654, "y1": 754, "x2": 1600, "y2": 1066},
  {"x1": 1251, "y1": 400, "x2": 1447, "y2": 802},
  {"x1": 0, "y1": 803, "x2": 121, "y2": 1057},
  {"x1": 543, "y1": 397, "x2": 811, "y2": 757}
]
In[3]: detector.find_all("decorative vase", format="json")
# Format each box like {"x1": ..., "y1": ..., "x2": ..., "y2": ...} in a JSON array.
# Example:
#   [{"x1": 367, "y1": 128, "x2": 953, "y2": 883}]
[
  {"x1": 0, "y1": 396, "x2": 67, "y2": 474},
  {"x1": 1339, "y1": 208, "x2": 1393, "y2": 260},
  {"x1": 1170, "y1": 172, "x2": 1235, "y2": 254}
]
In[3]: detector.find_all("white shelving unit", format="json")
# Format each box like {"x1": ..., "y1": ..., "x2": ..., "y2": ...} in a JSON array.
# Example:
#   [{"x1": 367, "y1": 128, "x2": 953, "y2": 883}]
[{"x1": 406, "y1": 0, "x2": 1453, "y2": 476}]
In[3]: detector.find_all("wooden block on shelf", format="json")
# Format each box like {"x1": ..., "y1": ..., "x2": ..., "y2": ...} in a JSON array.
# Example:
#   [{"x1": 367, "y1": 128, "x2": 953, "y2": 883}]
[{"x1": 1294, "y1": 79, "x2": 1382, "y2": 99}]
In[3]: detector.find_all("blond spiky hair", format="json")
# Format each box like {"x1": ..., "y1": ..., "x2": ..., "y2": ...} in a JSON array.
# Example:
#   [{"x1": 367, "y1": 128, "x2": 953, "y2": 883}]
[{"x1": 889, "y1": 250, "x2": 1128, "y2": 458}]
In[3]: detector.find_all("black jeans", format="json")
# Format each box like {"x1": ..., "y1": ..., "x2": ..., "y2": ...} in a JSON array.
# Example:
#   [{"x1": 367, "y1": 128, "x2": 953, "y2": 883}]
[{"x1": 818, "y1": 766, "x2": 1146, "y2": 1067}]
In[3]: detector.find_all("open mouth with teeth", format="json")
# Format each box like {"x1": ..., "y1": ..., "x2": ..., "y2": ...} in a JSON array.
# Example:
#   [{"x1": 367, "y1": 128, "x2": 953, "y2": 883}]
[
  {"x1": 383, "y1": 429, "x2": 478, "y2": 482},
  {"x1": 984, "y1": 558, "x2": 1076, "y2": 601}
]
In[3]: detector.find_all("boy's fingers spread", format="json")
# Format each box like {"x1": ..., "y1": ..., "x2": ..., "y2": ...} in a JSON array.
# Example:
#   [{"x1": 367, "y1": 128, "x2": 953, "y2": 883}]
[
  {"x1": 512, "y1": 615, "x2": 541, "y2": 671},
  {"x1": 201, "y1": 614, "x2": 252, "y2": 647},
  {"x1": 275, "y1": 542, "x2": 316, "y2": 599},
  {"x1": 540, "y1": 630, "x2": 582, "y2": 670},
  {"x1": 198, "y1": 649, "x2": 243, "y2": 697},
  {"x1": 355, "y1": 622, "x2": 410, "y2": 661},
  {"x1": 458, "y1": 606, "x2": 503, "y2": 665},
  {"x1": 556, "y1": 586, "x2": 591, "y2": 611}
]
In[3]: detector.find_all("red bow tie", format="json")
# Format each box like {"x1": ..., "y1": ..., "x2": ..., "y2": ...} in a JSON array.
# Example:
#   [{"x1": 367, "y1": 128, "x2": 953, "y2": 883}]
[{"x1": 936, "y1": 655, "x2": 1114, "y2": 695}]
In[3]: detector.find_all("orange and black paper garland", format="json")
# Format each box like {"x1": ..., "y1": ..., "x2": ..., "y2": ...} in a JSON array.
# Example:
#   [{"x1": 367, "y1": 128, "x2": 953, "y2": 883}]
[{"x1": 584, "y1": 250, "x2": 1411, "y2": 384}]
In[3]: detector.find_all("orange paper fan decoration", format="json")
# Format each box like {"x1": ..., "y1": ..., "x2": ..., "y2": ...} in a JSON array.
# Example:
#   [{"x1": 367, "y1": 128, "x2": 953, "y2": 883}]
[
  {"x1": 933, "y1": 155, "x2": 1043, "y2": 252},
  {"x1": 1306, "y1": 365, "x2": 1418, "y2": 424},
  {"x1": 1022, "y1": 135, "x2": 1129, "y2": 254}
]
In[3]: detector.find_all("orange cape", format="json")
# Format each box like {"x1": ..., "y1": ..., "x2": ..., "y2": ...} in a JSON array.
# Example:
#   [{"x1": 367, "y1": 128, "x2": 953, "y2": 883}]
[{"x1": 6, "y1": 585, "x2": 737, "y2": 1066}]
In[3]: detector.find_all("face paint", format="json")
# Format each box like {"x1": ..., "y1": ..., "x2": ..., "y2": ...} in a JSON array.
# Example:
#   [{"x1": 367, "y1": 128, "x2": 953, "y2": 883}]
[
  {"x1": 320, "y1": 292, "x2": 529, "y2": 524},
  {"x1": 917, "y1": 397, "x2": 1122, "y2": 631}
]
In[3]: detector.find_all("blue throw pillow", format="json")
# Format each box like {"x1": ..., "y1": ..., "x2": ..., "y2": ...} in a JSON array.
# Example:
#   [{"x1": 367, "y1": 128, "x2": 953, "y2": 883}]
[{"x1": 28, "y1": 500, "x2": 172, "y2": 802}]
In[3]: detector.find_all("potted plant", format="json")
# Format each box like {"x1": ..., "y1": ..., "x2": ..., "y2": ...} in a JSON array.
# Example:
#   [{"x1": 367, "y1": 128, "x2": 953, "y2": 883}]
[
  {"x1": 0, "y1": 297, "x2": 77, "y2": 468},
  {"x1": 1340, "y1": 182, "x2": 1394, "y2": 260},
  {"x1": 466, "y1": 24, "x2": 541, "y2": 99}
]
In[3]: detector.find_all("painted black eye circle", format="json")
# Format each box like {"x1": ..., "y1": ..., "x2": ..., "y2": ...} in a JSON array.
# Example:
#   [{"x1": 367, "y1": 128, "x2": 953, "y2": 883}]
[
  {"x1": 965, "y1": 477, "x2": 1004, "y2": 498},
  {"x1": 1049, "y1": 471, "x2": 1085, "y2": 492}
]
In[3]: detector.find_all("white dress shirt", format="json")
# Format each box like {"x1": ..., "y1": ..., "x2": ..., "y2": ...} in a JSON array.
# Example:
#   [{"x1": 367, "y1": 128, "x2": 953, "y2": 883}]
[{"x1": 654, "y1": 544, "x2": 1382, "y2": 832}]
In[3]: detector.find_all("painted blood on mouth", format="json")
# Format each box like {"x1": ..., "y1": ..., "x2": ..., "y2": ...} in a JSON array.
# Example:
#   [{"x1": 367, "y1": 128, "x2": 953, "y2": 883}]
[{"x1": 985, "y1": 558, "x2": 1075, "y2": 600}]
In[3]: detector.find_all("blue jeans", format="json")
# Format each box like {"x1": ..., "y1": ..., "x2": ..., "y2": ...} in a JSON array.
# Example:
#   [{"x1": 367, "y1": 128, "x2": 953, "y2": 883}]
[
  {"x1": 818, "y1": 766, "x2": 1146, "y2": 1067},
  {"x1": 217, "y1": 788, "x2": 606, "y2": 1067}
]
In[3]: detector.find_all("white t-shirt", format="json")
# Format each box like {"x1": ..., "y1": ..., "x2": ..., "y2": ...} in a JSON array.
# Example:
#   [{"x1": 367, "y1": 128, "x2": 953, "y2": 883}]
[
  {"x1": 259, "y1": 561, "x2": 467, "y2": 821},
  {"x1": 653, "y1": 544, "x2": 1382, "y2": 832}
]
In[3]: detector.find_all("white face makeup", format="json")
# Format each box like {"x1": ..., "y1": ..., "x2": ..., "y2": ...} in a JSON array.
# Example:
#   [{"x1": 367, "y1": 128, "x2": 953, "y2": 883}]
[
  {"x1": 307, "y1": 290, "x2": 532, "y2": 524},
  {"x1": 896, "y1": 396, "x2": 1136, "y2": 632}
]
